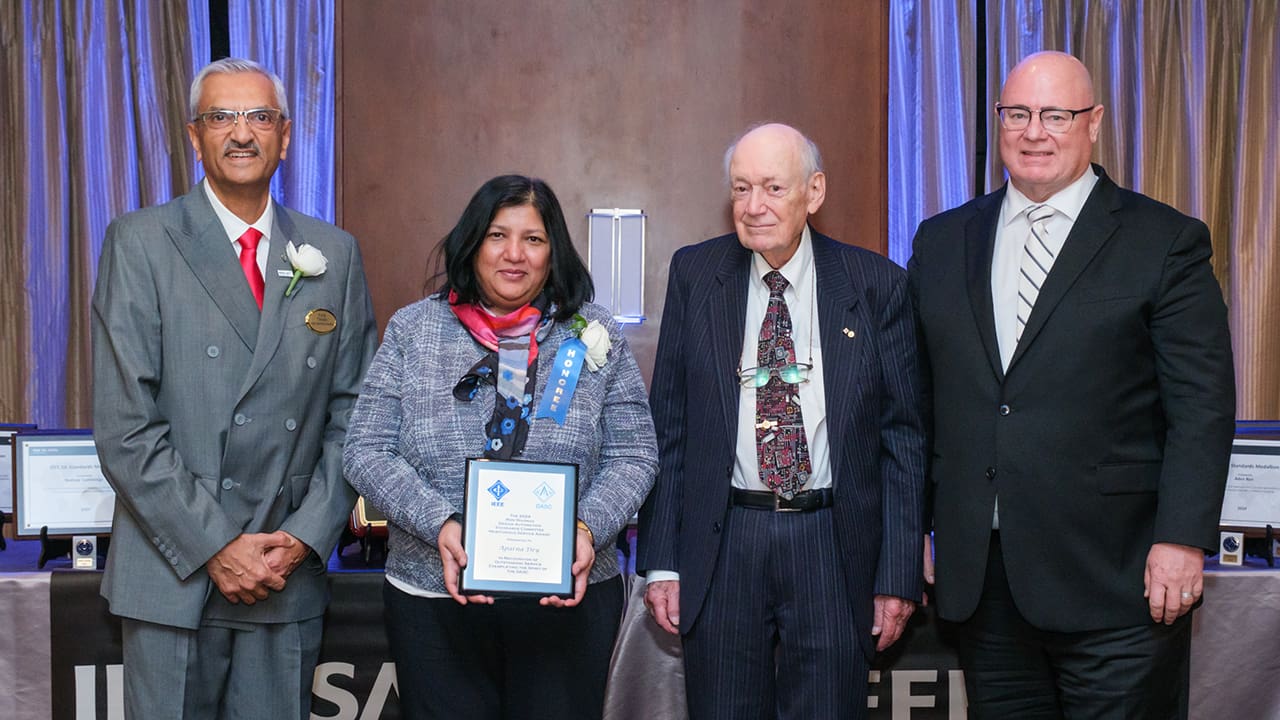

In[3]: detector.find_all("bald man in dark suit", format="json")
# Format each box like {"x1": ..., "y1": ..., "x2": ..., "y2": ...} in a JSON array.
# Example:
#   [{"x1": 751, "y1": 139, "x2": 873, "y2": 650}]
[
  {"x1": 910, "y1": 52, "x2": 1235, "y2": 718},
  {"x1": 639, "y1": 123, "x2": 925, "y2": 720}
]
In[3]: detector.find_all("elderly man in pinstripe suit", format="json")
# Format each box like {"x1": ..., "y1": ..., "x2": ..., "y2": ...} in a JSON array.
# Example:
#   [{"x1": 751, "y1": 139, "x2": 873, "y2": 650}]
[{"x1": 637, "y1": 123, "x2": 926, "y2": 720}]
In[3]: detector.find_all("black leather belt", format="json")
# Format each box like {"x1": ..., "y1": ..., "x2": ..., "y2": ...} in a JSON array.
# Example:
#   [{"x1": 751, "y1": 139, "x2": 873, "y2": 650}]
[{"x1": 730, "y1": 487, "x2": 834, "y2": 512}]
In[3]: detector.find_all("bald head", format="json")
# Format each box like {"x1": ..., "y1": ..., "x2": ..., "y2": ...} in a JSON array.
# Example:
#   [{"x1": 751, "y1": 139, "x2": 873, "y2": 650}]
[
  {"x1": 997, "y1": 52, "x2": 1104, "y2": 202},
  {"x1": 725, "y1": 123, "x2": 823, "y2": 183},
  {"x1": 1002, "y1": 51, "x2": 1095, "y2": 107}
]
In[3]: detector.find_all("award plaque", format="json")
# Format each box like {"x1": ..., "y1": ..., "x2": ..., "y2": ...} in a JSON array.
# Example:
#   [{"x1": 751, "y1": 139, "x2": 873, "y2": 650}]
[
  {"x1": 461, "y1": 458, "x2": 578, "y2": 597},
  {"x1": 1220, "y1": 531, "x2": 1244, "y2": 566}
]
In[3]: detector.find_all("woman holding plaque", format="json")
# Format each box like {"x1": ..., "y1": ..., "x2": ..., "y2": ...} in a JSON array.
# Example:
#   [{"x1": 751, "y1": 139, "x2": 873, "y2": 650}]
[{"x1": 344, "y1": 174, "x2": 657, "y2": 720}]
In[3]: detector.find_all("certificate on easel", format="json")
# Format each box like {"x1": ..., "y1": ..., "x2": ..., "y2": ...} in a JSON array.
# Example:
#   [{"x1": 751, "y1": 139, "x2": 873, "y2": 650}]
[
  {"x1": 1, "y1": 423, "x2": 38, "y2": 514},
  {"x1": 13, "y1": 429, "x2": 114, "y2": 537},
  {"x1": 460, "y1": 458, "x2": 577, "y2": 597},
  {"x1": 1219, "y1": 438, "x2": 1280, "y2": 529}
]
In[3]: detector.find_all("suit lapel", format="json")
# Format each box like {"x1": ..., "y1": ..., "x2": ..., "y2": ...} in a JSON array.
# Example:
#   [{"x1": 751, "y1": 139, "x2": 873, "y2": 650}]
[
  {"x1": 812, "y1": 233, "x2": 862, "y2": 483},
  {"x1": 709, "y1": 241, "x2": 751, "y2": 432},
  {"x1": 239, "y1": 203, "x2": 302, "y2": 396},
  {"x1": 166, "y1": 187, "x2": 261, "y2": 351},
  {"x1": 1007, "y1": 171, "x2": 1120, "y2": 370},
  {"x1": 964, "y1": 190, "x2": 1005, "y2": 380}
]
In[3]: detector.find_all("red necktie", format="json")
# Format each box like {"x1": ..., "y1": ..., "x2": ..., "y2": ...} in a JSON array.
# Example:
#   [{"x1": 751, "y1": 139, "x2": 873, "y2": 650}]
[{"x1": 237, "y1": 227, "x2": 265, "y2": 310}]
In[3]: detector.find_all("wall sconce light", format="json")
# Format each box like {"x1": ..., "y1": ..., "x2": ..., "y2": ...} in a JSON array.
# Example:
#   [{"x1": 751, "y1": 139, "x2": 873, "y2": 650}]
[{"x1": 587, "y1": 208, "x2": 646, "y2": 324}]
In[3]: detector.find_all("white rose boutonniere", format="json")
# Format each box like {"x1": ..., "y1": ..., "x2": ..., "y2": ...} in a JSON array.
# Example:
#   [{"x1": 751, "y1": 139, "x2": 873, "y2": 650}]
[
  {"x1": 571, "y1": 314, "x2": 612, "y2": 371},
  {"x1": 284, "y1": 242, "x2": 328, "y2": 297}
]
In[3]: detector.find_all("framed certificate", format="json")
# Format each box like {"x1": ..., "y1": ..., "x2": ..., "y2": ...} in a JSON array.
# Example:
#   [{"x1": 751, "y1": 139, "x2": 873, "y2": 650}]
[
  {"x1": 352, "y1": 496, "x2": 387, "y2": 529},
  {"x1": 1, "y1": 423, "x2": 38, "y2": 514},
  {"x1": 1220, "y1": 437, "x2": 1280, "y2": 529},
  {"x1": 461, "y1": 458, "x2": 578, "y2": 597},
  {"x1": 13, "y1": 429, "x2": 115, "y2": 537}
]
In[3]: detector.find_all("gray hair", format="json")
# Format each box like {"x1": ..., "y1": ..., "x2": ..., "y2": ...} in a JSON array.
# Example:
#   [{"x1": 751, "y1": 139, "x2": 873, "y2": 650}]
[
  {"x1": 189, "y1": 58, "x2": 290, "y2": 120},
  {"x1": 722, "y1": 122, "x2": 823, "y2": 184}
]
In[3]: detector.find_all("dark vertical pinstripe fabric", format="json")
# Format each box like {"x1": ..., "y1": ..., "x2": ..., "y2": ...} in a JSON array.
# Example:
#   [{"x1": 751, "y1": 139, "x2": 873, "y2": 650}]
[
  {"x1": 638, "y1": 230, "x2": 926, "y2": 715},
  {"x1": 683, "y1": 507, "x2": 864, "y2": 720}
]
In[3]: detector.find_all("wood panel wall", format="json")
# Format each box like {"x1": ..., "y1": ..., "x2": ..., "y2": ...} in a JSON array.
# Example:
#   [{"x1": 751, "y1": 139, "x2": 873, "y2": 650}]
[{"x1": 338, "y1": 1, "x2": 888, "y2": 380}]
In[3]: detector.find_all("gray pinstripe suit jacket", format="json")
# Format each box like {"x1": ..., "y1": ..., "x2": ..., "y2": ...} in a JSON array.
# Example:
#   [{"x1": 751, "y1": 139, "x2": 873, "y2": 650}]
[
  {"x1": 637, "y1": 230, "x2": 926, "y2": 658},
  {"x1": 92, "y1": 183, "x2": 376, "y2": 629}
]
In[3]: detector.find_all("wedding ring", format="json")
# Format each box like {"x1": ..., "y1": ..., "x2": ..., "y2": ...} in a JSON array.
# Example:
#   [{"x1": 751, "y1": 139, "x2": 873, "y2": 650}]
[{"x1": 1180, "y1": 591, "x2": 1193, "y2": 599}]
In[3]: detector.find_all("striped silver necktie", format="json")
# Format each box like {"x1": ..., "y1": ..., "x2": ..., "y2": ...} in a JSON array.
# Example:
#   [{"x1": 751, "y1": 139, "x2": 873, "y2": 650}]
[{"x1": 1016, "y1": 204, "x2": 1056, "y2": 341}]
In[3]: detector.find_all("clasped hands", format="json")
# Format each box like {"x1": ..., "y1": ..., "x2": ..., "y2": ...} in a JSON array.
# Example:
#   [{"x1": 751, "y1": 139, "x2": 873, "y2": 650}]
[
  {"x1": 438, "y1": 517, "x2": 596, "y2": 608},
  {"x1": 206, "y1": 530, "x2": 310, "y2": 605}
]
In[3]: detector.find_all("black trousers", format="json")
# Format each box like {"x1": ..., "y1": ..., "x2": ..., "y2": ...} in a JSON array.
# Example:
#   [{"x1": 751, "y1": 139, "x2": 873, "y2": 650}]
[
  {"x1": 953, "y1": 533, "x2": 1191, "y2": 720},
  {"x1": 384, "y1": 576, "x2": 624, "y2": 720}
]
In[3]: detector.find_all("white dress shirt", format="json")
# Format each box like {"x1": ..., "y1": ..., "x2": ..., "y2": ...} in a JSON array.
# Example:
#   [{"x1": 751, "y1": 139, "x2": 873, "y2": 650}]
[
  {"x1": 733, "y1": 225, "x2": 831, "y2": 492},
  {"x1": 991, "y1": 169, "x2": 1099, "y2": 370},
  {"x1": 203, "y1": 180, "x2": 273, "y2": 275}
]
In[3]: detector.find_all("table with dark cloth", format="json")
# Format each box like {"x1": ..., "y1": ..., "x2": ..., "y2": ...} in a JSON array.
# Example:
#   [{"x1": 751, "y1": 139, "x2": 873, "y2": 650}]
[
  {"x1": 602, "y1": 562, "x2": 1280, "y2": 719},
  {"x1": 0, "y1": 537, "x2": 1275, "y2": 720}
]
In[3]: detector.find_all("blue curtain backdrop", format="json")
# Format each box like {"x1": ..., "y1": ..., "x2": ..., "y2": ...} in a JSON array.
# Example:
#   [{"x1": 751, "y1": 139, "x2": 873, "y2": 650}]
[
  {"x1": 4, "y1": 1, "x2": 1277, "y2": 425},
  {"x1": 227, "y1": 0, "x2": 335, "y2": 222},
  {"x1": 2, "y1": 1, "x2": 334, "y2": 427},
  {"x1": 890, "y1": 0, "x2": 1279, "y2": 417},
  {"x1": 887, "y1": 0, "x2": 979, "y2": 267},
  {"x1": 4, "y1": 0, "x2": 210, "y2": 427}
]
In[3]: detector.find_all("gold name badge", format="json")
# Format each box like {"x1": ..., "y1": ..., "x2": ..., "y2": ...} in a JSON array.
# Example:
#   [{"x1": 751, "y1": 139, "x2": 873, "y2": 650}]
[{"x1": 305, "y1": 308, "x2": 338, "y2": 334}]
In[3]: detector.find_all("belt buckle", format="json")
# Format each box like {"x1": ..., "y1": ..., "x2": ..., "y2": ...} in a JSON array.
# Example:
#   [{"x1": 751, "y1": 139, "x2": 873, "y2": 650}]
[{"x1": 775, "y1": 493, "x2": 801, "y2": 512}]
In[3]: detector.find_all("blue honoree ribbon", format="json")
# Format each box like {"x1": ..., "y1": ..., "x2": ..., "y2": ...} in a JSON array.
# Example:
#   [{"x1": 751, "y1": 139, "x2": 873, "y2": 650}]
[{"x1": 536, "y1": 337, "x2": 586, "y2": 425}]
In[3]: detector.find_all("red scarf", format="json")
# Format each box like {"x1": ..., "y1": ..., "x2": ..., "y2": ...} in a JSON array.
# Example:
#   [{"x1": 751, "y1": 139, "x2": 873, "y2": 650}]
[{"x1": 448, "y1": 290, "x2": 544, "y2": 361}]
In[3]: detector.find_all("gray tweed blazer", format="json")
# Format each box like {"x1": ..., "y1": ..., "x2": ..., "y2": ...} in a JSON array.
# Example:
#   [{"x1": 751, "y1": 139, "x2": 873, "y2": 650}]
[{"x1": 344, "y1": 295, "x2": 657, "y2": 592}]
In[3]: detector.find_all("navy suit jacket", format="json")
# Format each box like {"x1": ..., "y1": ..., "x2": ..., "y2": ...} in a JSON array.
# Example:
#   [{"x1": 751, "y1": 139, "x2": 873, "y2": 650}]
[
  {"x1": 637, "y1": 230, "x2": 926, "y2": 658},
  {"x1": 909, "y1": 165, "x2": 1235, "y2": 632}
]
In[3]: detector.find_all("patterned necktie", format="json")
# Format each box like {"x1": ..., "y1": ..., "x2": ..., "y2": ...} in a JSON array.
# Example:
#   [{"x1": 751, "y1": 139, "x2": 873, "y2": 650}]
[
  {"x1": 238, "y1": 227, "x2": 265, "y2": 310},
  {"x1": 756, "y1": 271, "x2": 812, "y2": 498},
  {"x1": 1016, "y1": 204, "x2": 1055, "y2": 341}
]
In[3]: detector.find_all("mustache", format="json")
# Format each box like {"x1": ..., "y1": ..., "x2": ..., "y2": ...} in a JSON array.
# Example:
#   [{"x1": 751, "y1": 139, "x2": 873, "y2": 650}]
[{"x1": 222, "y1": 139, "x2": 261, "y2": 155}]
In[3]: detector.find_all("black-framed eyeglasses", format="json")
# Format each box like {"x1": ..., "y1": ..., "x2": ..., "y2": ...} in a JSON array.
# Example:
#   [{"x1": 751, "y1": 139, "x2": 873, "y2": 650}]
[
  {"x1": 193, "y1": 107, "x2": 284, "y2": 131},
  {"x1": 994, "y1": 104, "x2": 1095, "y2": 134},
  {"x1": 736, "y1": 363, "x2": 813, "y2": 388}
]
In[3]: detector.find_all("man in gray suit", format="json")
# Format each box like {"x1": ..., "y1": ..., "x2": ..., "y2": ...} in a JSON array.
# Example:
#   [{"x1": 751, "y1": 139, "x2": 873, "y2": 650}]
[{"x1": 92, "y1": 58, "x2": 375, "y2": 719}]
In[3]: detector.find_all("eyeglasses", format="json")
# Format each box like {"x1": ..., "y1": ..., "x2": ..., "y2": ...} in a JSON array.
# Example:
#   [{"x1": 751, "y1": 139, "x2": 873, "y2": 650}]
[
  {"x1": 736, "y1": 363, "x2": 813, "y2": 388},
  {"x1": 193, "y1": 108, "x2": 284, "y2": 131},
  {"x1": 995, "y1": 104, "x2": 1095, "y2": 134}
]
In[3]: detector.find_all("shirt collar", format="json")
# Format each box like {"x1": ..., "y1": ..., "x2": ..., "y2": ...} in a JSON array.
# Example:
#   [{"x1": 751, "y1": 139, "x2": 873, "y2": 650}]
[
  {"x1": 202, "y1": 179, "x2": 274, "y2": 246},
  {"x1": 751, "y1": 224, "x2": 814, "y2": 293},
  {"x1": 1001, "y1": 167, "x2": 1100, "y2": 226}
]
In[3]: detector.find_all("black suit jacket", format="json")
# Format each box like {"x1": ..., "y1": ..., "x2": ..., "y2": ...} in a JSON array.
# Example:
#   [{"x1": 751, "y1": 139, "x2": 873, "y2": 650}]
[
  {"x1": 908, "y1": 165, "x2": 1235, "y2": 632},
  {"x1": 637, "y1": 230, "x2": 926, "y2": 657}
]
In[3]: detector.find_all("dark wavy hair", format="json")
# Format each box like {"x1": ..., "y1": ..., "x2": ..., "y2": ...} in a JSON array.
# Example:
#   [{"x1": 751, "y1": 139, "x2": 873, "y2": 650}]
[{"x1": 433, "y1": 175, "x2": 592, "y2": 321}]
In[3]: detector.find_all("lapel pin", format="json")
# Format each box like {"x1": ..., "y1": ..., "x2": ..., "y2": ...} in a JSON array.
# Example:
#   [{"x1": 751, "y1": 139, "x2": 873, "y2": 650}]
[{"x1": 842, "y1": 327, "x2": 856, "y2": 338}]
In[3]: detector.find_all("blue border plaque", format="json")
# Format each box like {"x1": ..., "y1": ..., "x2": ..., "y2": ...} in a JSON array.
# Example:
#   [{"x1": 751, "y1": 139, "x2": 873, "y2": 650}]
[{"x1": 461, "y1": 458, "x2": 578, "y2": 597}]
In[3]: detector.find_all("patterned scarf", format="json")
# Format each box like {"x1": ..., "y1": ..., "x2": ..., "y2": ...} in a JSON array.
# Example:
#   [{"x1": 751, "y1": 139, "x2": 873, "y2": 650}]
[{"x1": 449, "y1": 290, "x2": 553, "y2": 459}]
